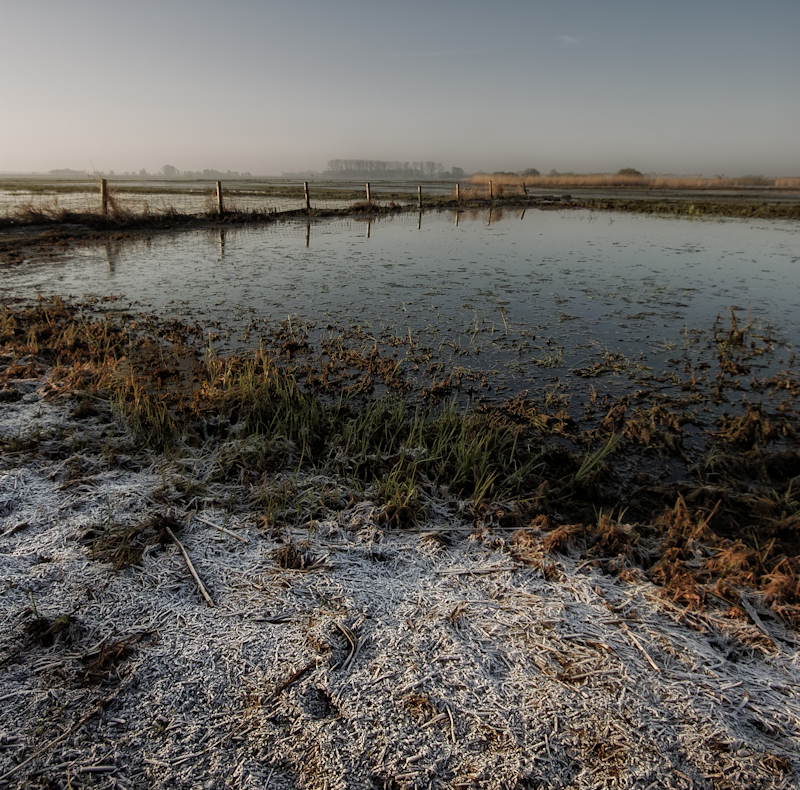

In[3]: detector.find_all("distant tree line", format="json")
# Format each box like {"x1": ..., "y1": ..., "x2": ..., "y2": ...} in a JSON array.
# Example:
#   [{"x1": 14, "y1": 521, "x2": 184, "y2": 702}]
[
  {"x1": 325, "y1": 160, "x2": 463, "y2": 179},
  {"x1": 160, "y1": 165, "x2": 252, "y2": 178}
]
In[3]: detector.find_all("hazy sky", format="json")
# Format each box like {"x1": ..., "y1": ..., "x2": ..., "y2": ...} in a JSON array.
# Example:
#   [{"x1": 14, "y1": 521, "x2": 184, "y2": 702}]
[{"x1": 2, "y1": 0, "x2": 798, "y2": 176}]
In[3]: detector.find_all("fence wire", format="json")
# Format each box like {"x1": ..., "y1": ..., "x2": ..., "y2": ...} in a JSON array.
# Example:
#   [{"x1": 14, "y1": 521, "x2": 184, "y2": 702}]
[{"x1": 0, "y1": 178, "x2": 465, "y2": 219}]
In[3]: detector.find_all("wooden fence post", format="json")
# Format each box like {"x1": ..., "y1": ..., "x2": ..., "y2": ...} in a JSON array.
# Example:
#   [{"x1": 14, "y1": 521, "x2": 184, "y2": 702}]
[
  {"x1": 100, "y1": 179, "x2": 108, "y2": 216},
  {"x1": 521, "y1": 182, "x2": 528, "y2": 197},
  {"x1": 366, "y1": 183, "x2": 371, "y2": 203},
  {"x1": 216, "y1": 181, "x2": 224, "y2": 216},
  {"x1": 418, "y1": 185, "x2": 422, "y2": 209},
  {"x1": 455, "y1": 183, "x2": 460, "y2": 201},
  {"x1": 489, "y1": 181, "x2": 493, "y2": 200},
  {"x1": 304, "y1": 181, "x2": 310, "y2": 211}
]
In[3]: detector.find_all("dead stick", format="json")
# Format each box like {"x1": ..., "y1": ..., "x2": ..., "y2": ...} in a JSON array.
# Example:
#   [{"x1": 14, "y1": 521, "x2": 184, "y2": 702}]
[
  {"x1": 195, "y1": 515, "x2": 249, "y2": 544},
  {"x1": 621, "y1": 623, "x2": 660, "y2": 673},
  {"x1": 166, "y1": 526, "x2": 214, "y2": 607},
  {"x1": 270, "y1": 661, "x2": 316, "y2": 699}
]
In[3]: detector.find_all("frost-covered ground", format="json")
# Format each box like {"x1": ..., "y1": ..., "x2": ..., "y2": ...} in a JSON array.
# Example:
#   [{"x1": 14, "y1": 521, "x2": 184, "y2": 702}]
[{"x1": 1, "y1": 379, "x2": 799, "y2": 789}]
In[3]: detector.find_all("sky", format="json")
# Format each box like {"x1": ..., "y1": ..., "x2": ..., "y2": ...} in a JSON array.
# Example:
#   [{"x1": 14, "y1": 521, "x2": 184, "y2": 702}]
[{"x1": 2, "y1": 0, "x2": 798, "y2": 176}]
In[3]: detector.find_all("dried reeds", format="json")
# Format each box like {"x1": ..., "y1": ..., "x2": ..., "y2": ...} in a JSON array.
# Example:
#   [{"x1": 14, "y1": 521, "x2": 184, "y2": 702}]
[{"x1": 471, "y1": 172, "x2": 800, "y2": 191}]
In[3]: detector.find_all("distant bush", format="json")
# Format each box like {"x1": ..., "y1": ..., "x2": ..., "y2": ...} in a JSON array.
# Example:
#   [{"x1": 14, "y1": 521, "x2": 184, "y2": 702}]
[
  {"x1": 617, "y1": 168, "x2": 643, "y2": 177},
  {"x1": 521, "y1": 168, "x2": 540, "y2": 176}
]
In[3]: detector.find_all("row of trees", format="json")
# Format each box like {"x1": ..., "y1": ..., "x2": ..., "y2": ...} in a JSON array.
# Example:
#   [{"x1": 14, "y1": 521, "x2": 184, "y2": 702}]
[
  {"x1": 160, "y1": 165, "x2": 252, "y2": 178},
  {"x1": 325, "y1": 160, "x2": 463, "y2": 179}
]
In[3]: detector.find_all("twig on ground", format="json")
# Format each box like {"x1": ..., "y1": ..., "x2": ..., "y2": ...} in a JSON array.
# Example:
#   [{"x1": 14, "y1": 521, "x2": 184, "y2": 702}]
[
  {"x1": 195, "y1": 515, "x2": 249, "y2": 544},
  {"x1": 620, "y1": 623, "x2": 661, "y2": 673},
  {"x1": 166, "y1": 526, "x2": 215, "y2": 607},
  {"x1": 269, "y1": 661, "x2": 316, "y2": 699}
]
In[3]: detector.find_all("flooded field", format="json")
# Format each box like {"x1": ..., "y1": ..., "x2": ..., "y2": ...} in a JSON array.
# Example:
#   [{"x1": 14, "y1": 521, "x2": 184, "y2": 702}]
[
  {"x1": 4, "y1": 207, "x2": 799, "y2": 407},
  {"x1": 3, "y1": 205, "x2": 800, "y2": 554}
]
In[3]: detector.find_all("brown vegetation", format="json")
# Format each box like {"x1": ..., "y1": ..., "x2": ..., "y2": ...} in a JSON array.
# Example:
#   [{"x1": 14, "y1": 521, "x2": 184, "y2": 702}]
[
  {"x1": 472, "y1": 172, "x2": 800, "y2": 191},
  {"x1": 3, "y1": 297, "x2": 800, "y2": 628}
]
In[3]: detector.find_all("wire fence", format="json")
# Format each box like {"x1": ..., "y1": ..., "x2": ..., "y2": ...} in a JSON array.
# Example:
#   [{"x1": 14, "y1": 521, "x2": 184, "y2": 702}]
[{"x1": 0, "y1": 178, "x2": 467, "y2": 219}]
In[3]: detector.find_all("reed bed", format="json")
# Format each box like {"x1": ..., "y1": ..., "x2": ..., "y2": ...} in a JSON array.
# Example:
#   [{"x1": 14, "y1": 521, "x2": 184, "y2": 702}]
[{"x1": 472, "y1": 172, "x2": 800, "y2": 191}]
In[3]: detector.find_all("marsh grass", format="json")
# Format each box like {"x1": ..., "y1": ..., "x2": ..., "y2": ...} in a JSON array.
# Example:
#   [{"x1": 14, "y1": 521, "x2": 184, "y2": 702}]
[
  {"x1": 4, "y1": 298, "x2": 800, "y2": 622},
  {"x1": 574, "y1": 433, "x2": 621, "y2": 483}
]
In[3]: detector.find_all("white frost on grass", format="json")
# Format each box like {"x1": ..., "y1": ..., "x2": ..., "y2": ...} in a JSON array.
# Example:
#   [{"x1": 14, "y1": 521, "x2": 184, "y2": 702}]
[{"x1": 1, "y1": 386, "x2": 799, "y2": 789}]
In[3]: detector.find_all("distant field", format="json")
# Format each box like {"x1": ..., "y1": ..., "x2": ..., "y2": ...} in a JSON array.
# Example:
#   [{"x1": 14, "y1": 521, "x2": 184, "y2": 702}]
[
  {"x1": 472, "y1": 171, "x2": 800, "y2": 193},
  {"x1": 1, "y1": 174, "x2": 799, "y2": 229}
]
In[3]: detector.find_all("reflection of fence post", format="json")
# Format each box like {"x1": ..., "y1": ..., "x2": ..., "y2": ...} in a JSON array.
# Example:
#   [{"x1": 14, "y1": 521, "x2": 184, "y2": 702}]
[
  {"x1": 216, "y1": 181, "x2": 224, "y2": 216},
  {"x1": 304, "y1": 181, "x2": 310, "y2": 211},
  {"x1": 417, "y1": 185, "x2": 422, "y2": 209},
  {"x1": 366, "y1": 183, "x2": 371, "y2": 203},
  {"x1": 100, "y1": 178, "x2": 108, "y2": 215},
  {"x1": 489, "y1": 181, "x2": 493, "y2": 200},
  {"x1": 455, "y1": 183, "x2": 460, "y2": 201}
]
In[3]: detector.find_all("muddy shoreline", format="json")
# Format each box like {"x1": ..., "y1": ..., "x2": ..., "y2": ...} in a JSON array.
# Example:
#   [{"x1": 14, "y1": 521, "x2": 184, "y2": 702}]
[{"x1": 2, "y1": 298, "x2": 798, "y2": 622}]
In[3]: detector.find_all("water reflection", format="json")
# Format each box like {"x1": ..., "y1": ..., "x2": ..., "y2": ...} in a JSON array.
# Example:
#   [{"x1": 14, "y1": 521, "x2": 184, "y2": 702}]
[
  {"x1": 103, "y1": 240, "x2": 123, "y2": 272},
  {"x1": 3, "y1": 209, "x2": 799, "y2": 408}
]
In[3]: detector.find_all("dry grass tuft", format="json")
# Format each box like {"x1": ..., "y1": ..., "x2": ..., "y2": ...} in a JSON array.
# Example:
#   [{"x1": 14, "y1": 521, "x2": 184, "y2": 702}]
[{"x1": 543, "y1": 523, "x2": 583, "y2": 553}]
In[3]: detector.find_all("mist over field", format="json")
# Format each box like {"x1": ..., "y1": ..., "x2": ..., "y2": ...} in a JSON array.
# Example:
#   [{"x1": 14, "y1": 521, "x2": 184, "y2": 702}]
[{"x1": 1, "y1": 1, "x2": 798, "y2": 177}]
